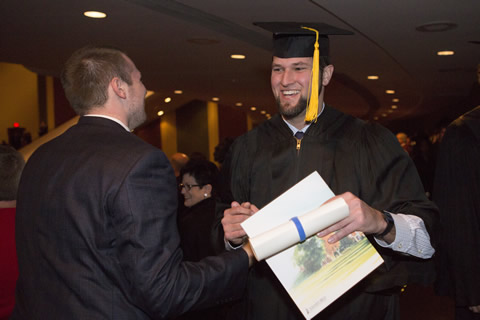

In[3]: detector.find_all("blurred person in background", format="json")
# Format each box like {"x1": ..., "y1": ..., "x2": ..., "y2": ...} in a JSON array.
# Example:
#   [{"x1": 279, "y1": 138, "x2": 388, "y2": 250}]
[{"x1": 0, "y1": 145, "x2": 25, "y2": 320}]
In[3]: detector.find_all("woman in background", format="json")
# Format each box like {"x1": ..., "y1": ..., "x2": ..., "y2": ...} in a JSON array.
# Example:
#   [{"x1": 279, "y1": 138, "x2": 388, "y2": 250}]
[
  {"x1": 178, "y1": 159, "x2": 224, "y2": 262},
  {"x1": 176, "y1": 159, "x2": 228, "y2": 319}
]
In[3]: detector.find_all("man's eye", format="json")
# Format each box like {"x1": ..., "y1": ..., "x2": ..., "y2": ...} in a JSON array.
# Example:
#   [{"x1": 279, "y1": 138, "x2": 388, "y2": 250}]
[{"x1": 272, "y1": 67, "x2": 282, "y2": 72}]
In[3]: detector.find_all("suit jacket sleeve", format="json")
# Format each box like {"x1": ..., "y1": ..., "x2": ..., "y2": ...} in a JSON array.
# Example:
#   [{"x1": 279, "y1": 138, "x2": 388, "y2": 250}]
[{"x1": 110, "y1": 148, "x2": 248, "y2": 319}]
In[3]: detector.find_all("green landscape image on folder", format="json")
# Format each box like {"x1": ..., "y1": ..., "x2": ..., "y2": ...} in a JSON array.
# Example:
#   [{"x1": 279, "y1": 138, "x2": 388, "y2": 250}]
[{"x1": 283, "y1": 231, "x2": 383, "y2": 318}]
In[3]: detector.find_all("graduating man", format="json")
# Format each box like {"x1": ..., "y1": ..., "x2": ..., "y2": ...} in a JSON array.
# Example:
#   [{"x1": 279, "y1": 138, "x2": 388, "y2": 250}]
[
  {"x1": 221, "y1": 22, "x2": 437, "y2": 320},
  {"x1": 12, "y1": 46, "x2": 253, "y2": 320}
]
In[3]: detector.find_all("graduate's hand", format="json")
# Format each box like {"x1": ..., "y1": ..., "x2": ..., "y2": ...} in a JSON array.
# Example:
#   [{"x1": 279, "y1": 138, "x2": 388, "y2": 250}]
[
  {"x1": 222, "y1": 201, "x2": 259, "y2": 245},
  {"x1": 316, "y1": 192, "x2": 393, "y2": 244},
  {"x1": 469, "y1": 305, "x2": 480, "y2": 313}
]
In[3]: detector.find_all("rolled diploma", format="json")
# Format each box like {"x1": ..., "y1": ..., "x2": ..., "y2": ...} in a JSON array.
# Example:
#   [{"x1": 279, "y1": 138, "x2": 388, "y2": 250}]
[{"x1": 249, "y1": 197, "x2": 349, "y2": 261}]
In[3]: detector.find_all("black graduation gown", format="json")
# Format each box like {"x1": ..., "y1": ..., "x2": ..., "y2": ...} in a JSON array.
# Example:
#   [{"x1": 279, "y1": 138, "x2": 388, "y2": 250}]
[
  {"x1": 222, "y1": 105, "x2": 438, "y2": 320},
  {"x1": 433, "y1": 106, "x2": 480, "y2": 308}
]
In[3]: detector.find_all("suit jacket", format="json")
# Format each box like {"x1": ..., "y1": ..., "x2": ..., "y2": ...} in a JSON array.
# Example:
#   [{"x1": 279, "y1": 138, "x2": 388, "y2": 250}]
[{"x1": 12, "y1": 116, "x2": 248, "y2": 320}]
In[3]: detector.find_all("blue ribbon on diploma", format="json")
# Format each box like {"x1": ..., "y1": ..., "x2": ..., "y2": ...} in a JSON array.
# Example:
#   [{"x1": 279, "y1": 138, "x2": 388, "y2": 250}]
[{"x1": 290, "y1": 216, "x2": 306, "y2": 241}]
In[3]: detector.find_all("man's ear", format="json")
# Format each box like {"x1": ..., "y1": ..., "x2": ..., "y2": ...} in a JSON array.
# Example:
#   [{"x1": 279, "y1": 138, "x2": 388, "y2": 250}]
[
  {"x1": 322, "y1": 65, "x2": 334, "y2": 86},
  {"x1": 110, "y1": 77, "x2": 127, "y2": 99}
]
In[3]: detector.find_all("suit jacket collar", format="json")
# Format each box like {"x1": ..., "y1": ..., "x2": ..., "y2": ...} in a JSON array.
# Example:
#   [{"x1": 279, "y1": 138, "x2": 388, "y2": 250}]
[{"x1": 77, "y1": 116, "x2": 131, "y2": 132}]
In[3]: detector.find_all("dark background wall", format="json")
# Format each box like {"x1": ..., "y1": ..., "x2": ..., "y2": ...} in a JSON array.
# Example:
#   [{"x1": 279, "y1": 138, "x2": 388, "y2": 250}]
[{"x1": 176, "y1": 100, "x2": 209, "y2": 158}]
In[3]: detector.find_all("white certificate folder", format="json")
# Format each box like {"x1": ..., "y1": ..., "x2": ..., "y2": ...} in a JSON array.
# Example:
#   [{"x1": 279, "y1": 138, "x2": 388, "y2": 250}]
[{"x1": 241, "y1": 171, "x2": 384, "y2": 319}]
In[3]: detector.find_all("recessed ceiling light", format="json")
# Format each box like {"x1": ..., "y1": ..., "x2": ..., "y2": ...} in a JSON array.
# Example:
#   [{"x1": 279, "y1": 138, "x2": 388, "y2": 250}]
[
  {"x1": 212, "y1": 97, "x2": 220, "y2": 102},
  {"x1": 367, "y1": 75, "x2": 379, "y2": 80},
  {"x1": 157, "y1": 110, "x2": 165, "y2": 117},
  {"x1": 260, "y1": 110, "x2": 266, "y2": 114},
  {"x1": 437, "y1": 50, "x2": 455, "y2": 56},
  {"x1": 392, "y1": 98, "x2": 399, "y2": 103},
  {"x1": 231, "y1": 54, "x2": 246, "y2": 60},
  {"x1": 386, "y1": 90, "x2": 395, "y2": 94},
  {"x1": 381, "y1": 113, "x2": 387, "y2": 117},
  {"x1": 416, "y1": 21, "x2": 457, "y2": 32},
  {"x1": 164, "y1": 97, "x2": 171, "y2": 103},
  {"x1": 391, "y1": 105, "x2": 398, "y2": 109},
  {"x1": 174, "y1": 90, "x2": 183, "y2": 95},
  {"x1": 388, "y1": 109, "x2": 394, "y2": 113},
  {"x1": 145, "y1": 90, "x2": 155, "y2": 98},
  {"x1": 250, "y1": 107, "x2": 257, "y2": 111},
  {"x1": 83, "y1": 11, "x2": 107, "y2": 18},
  {"x1": 235, "y1": 102, "x2": 243, "y2": 107},
  {"x1": 373, "y1": 116, "x2": 379, "y2": 120}
]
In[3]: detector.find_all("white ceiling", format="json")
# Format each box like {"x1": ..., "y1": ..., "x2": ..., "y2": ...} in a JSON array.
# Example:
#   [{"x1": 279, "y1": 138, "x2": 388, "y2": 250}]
[{"x1": 1, "y1": 0, "x2": 479, "y2": 133}]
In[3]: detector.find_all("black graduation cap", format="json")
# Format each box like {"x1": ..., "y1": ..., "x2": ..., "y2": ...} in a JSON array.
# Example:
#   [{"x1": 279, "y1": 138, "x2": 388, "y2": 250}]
[
  {"x1": 254, "y1": 22, "x2": 353, "y2": 122},
  {"x1": 254, "y1": 22, "x2": 353, "y2": 59}
]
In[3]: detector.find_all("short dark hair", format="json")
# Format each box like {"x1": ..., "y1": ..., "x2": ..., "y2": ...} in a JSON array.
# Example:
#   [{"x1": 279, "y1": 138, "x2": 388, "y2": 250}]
[
  {"x1": 60, "y1": 46, "x2": 133, "y2": 115},
  {"x1": 0, "y1": 145, "x2": 25, "y2": 201},
  {"x1": 180, "y1": 159, "x2": 220, "y2": 193}
]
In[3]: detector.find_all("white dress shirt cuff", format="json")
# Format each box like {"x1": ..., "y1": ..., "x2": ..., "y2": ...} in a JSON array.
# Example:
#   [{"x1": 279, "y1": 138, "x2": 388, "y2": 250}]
[{"x1": 375, "y1": 213, "x2": 435, "y2": 259}]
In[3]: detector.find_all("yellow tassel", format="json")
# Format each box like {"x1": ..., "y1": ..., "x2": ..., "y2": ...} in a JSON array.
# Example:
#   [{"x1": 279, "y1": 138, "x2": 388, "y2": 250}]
[{"x1": 301, "y1": 26, "x2": 320, "y2": 122}]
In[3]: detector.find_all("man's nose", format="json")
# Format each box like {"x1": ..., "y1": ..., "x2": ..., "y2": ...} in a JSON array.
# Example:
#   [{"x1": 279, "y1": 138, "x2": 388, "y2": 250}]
[{"x1": 280, "y1": 69, "x2": 295, "y2": 86}]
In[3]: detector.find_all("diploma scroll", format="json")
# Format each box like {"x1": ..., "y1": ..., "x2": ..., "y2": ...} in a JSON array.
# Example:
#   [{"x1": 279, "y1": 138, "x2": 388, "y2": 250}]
[{"x1": 249, "y1": 198, "x2": 349, "y2": 261}]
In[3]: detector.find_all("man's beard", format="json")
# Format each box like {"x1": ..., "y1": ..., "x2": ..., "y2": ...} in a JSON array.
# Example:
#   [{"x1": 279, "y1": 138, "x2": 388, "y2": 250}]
[
  {"x1": 127, "y1": 101, "x2": 147, "y2": 130},
  {"x1": 276, "y1": 96, "x2": 308, "y2": 120}
]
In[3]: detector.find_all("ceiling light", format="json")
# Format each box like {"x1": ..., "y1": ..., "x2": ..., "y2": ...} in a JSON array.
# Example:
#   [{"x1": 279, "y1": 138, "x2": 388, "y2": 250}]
[
  {"x1": 231, "y1": 54, "x2": 246, "y2": 60},
  {"x1": 392, "y1": 98, "x2": 399, "y2": 103},
  {"x1": 145, "y1": 90, "x2": 155, "y2": 98},
  {"x1": 416, "y1": 21, "x2": 457, "y2": 33},
  {"x1": 235, "y1": 102, "x2": 243, "y2": 107},
  {"x1": 212, "y1": 97, "x2": 220, "y2": 102},
  {"x1": 367, "y1": 75, "x2": 379, "y2": 80},
  {"x1": 164, "y1": 97, "x2": 172, "y2": 103},
  {"x1": 157, "y1": 110, "x2": 164, "y2": 117},
  {"x1": 250, "y1": 107, "x2": 257, "y2": 111},
  {"x1": 174, "y1": 90, "x2": 183, "y2": 94},
  {"x1": 83, "y1": 11, "x2": 107, "y2": 18},
  {"x1": 391, "y1": 105, "x2": 398, "y2": 109},
  {"x1": 386, "y1": 90, "x2": 395, "y2": 94},
  {"x1": 388, "y1": 109, "x2": 394, "y2": 113},
  {"x1": 260, "y1": 110, "x2": 266, "y2": 114},
  {"x1": 437, "y1": 50, "x2": 455, "y2": 56},
  {"x1": 381, "y1": 113, "x2": 387, "y2": 117},
  {"x1": 373, "y1": 116, "x2": 379, "y2": 121}
]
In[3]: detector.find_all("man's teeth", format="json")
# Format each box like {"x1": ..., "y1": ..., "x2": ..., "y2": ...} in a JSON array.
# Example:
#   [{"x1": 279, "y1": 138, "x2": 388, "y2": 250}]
[{"x1": 283, "y1": 90, "x2": 299, "y2": 96}]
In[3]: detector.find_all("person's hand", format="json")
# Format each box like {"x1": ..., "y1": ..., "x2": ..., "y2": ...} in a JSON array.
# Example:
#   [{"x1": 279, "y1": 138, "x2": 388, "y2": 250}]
[
  {"x1": 222, "y1": 202, "x2": 258, "y2": 246},
  {"x1": 317, "y1": 192, "x2": 393, "y2": 243},
  {"x1": 469, "y1": 305, "x2": 480, "y2": 313}
]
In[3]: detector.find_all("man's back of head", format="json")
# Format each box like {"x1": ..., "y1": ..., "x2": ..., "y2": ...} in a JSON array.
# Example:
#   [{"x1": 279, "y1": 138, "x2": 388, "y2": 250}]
[{"x1": 60, "y1": 46, "x2": 133, "y2": 116}]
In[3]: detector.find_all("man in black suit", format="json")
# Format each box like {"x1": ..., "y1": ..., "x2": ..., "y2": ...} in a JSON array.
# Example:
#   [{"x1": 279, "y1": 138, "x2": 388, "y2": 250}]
[{"x1": 12, "y1": 46, "x2": 252, "y2": 320}]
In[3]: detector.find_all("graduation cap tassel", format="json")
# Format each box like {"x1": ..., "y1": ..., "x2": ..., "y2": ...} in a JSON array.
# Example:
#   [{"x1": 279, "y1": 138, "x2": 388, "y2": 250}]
[{"x1": 301, "y1": 26, "x2": 320, "y2": 122}]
